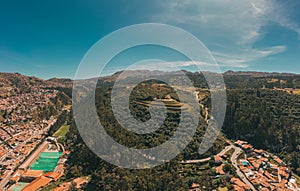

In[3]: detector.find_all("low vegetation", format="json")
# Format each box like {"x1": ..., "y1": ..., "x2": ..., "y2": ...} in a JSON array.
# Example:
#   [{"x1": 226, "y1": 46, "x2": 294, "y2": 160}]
[{"x1": 53, "y1": 125, "x2": 70, "y2": 137}]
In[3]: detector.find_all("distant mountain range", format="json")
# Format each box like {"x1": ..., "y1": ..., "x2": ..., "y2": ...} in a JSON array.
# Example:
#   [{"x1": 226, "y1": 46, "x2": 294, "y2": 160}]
[
  {"x1": 1, "y1": 70, "x2": 300, "y2": 85},
  {"x1": 223, "y1": 70, "x2": 300, "y2": 77},
  {"x1": 0, "y1": 72, "x2": 72, "y2": 89}
]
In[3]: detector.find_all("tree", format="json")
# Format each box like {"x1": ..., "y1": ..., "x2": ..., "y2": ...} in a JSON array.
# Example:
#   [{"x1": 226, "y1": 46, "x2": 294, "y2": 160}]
[
  {"x1": 223, "y1": 164, "x2": 233, "y2": 174},
  {"x1": 68, "y1": 182, "x2": 79, "y2": 191}
]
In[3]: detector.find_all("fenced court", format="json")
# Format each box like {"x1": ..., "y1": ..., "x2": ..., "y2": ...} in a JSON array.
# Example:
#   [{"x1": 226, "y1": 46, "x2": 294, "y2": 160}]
[{"x1": 29, "y1": 152, "x2": 62, "y2": 172}]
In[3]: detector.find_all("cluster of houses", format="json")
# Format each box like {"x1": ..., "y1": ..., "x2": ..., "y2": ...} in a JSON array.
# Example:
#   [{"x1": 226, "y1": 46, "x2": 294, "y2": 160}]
[
  {"x1": 0, "y1": 88, "x2": 62, "y2": 189},
  {"x1": 6, "y1": 140, "x2": 67, "y2": 191},
  {"x1": 189, "y1": 139, "x2": 300, "y2": 191},
  {"x1": 212, "y1": 145, "x2": 252, "y2": 191},
  {"x1": 53, "y1": 177, "x2": 88, "y2": 191},
  {"x1": 234, "y1": 140, "x2": 299, "y2": 191}
]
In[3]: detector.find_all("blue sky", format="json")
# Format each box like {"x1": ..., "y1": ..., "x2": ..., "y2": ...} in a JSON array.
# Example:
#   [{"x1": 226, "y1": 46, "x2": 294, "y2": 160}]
[{"x1": 0, "y1": 0, "x2": 300, "y2": 79}]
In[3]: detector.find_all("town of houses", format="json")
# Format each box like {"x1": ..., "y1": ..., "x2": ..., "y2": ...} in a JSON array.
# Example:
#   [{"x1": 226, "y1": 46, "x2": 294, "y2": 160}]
[
  {"x1": 233, "y1": 140, "x2": 299, "y2": 191},
  {"x1": 0, "y1": 81, "x2": 71, "y2": 190},
  {"x1": 209, "y1": 140, "x2": 300, "y2": 191}
]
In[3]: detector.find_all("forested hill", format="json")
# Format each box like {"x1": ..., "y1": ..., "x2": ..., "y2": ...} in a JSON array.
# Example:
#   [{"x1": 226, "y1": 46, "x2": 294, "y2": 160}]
[
  {"x1": 224, "y1": 89, "x2": 300, "y2": 151},
  {"x1": 223, "y1": 89, "x2": 300, "y2": 175},
  {"x1": 65, "y1": 80, "x2": 226, "y2": 190},
  {"x1": 59, "y1": 70, "x2": 300, "y2": 190},
  {"x1": 0, "y1": 72, "x2": 73, "y2": 96},
  {"x1": 222, "y1": 71, "x2": 300, "y2": 89}
]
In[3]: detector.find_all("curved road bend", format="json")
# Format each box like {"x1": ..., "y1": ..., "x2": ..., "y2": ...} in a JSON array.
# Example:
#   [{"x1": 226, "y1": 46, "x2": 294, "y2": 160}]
[
  {"x1": 180, "y1": 144, "x2": 235, "y2": 164},
  {"x1": 230, "y1": 145, "x2": 257, "y2": 191}
]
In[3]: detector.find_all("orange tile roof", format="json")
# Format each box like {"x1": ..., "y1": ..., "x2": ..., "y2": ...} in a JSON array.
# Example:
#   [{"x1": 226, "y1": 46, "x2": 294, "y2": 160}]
[
  {"x1": 244, "y1": 184, "x2": 251, "y2": 190},
  {"x1": 21, "y1": 176, "x2": 51, "y2": 191},
  {"x1": 9, "y1": 170, "x2": 24, "y2": 182},
  {"x1": 230, "y1": 178, "x2": 251, "y2": 190},
  {"x1": 264, "y1": 171, "x2": 276, "y2": 182},
  {"x1": 43, "y1": 172, "x2": 62, "y2": 181},
  {"x1": 214, "y1": 155, "x2": 222, "y2": 162},
  {"x1": 274, "y1": 182, "x2": 285, "y2": 189},
  {"x1": 233, "y1": 185, "x2": 244, "y2": 191},
  {"x1": 190, "y1": 183, "x2": 200, "y2": 188},
  {"x1": 242, "y1": 144, "x2": 253, "y2": 150},
  {"x1": 250, "y1": 160, "x2": 260, "y2": 170},
  {"x1": 254, "y1": 149, "x2": 264, "y2": 154},
  {"x1": 53, "y1": 178, "x2": 88, "y2": 191},
  {"x1": 235, "y1": 140, "x2": 247, "y2": 145},
  {"x1": 260, "y1": 180, "x2": 271, "y2": 188},
  {"x1": 73, "y1": 178, "x2": 88, "y2": 188},
  {"x1": 247, "y1": 157, "x2": 255, "y2": 161},
  {"x1": 274, "y1": 157, "x2": 283, "y2": 164},
  {"x1": 261, "y1": 157, "x2": 269, "y2": 162},
  {"x1": 53, "y1": 186, "x2": 69, "y2": 191},
  {"x1": 231, "y1": 178, "x2": 248, "y2": 188},
  {"x1": 216, "y1": 164, "x2": 225, "y2": 175},
  {"x1": 22, "y1": 170, "x2": 43, "y2": 178},
  {"x1": 53, "y1": 182, "x2": 71, "y2": 191}
]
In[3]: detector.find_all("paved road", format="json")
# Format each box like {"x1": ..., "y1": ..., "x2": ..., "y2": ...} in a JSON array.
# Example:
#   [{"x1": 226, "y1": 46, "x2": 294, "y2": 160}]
[
  {"x1": 0, "y1": 170, "x2": 13, "y2": 190},
  {"x1": 180, "y1": 143, "x2": 235, "y2": 164},
  {"x1": 180, "y1": 157, "x2": 211, "y2": 164},
  {"x1": 199, "y1": 103, "x2": 209, "y2": 123},
  {"x1": 19, "y1": 141, "x2": 48, "y2": 170},
  {"x1": 230, "y1": 145, "x2": 257, "y2": 191},
  {"x1": 218, "y1": 144, "x2": 234, "y2": 156}
]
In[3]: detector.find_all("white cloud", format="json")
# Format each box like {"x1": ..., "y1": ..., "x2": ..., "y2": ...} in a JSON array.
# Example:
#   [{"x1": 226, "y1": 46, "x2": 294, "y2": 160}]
[
  {"x1": 212, "y1": 45, "x2": 287, "y2": 68},
  {"x1": 118, "y1": 60, "x2": 215, "y2": 72},
  {"x1": 125, "y1": 60, "x2": 242, "y2": 72},
  {"x1": 152, "y1": 0, "x2": 299, "y2": 68},
  {"x1": 251, "y1": 2, "x2": 262, "y2": 13}
]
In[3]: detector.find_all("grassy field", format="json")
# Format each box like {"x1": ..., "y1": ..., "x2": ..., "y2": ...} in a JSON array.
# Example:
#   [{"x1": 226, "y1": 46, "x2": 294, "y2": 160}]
[
  {"x1": 53, "y1": 125, "x2": 70, "y2": 137},
  {"x1": 267, "y1": 78, "x2": 279, "y2": 83},
  {"x1": 218, "y1": 187, "x2": 228, "y2": 191},
  {"x1": 292, "y1": 89, "x2": 300, "y2": 95}
]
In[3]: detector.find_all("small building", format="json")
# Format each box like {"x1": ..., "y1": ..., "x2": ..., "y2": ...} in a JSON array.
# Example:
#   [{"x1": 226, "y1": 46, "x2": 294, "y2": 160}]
[
  {"x1": 234, "y1": 140, "x2": 248, "y2": 146},
  {"x1": 254, "y1": 149, "x2": 264, "y2": 155},
  {"x1": 214, "y1": 155, "x2": 222, "y2": 165},
  {"x1": 20, "y1": 170, "x2": 43, "y2": 182},
  {"x1": 230, "y1": 178, "x2": 251, "y2": 191},
  {"x1": 242, "y1": 144, "x2": 253, "y2": 150},
  {"x1": 9, "y1": 169, "x2": 24, "y2": 183},
  {"x1": 216, "y1": 164, "x2": 225, "y2": 175},
  {"x1": 189, "y1": 183, "x2": 200, "y2": 191},
  {"x1": 43, "y1": 171, "x2": 63, "y2": 181},
  {"x1": 21, "y1": 176, "x2": 52, "y2": 191}
]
